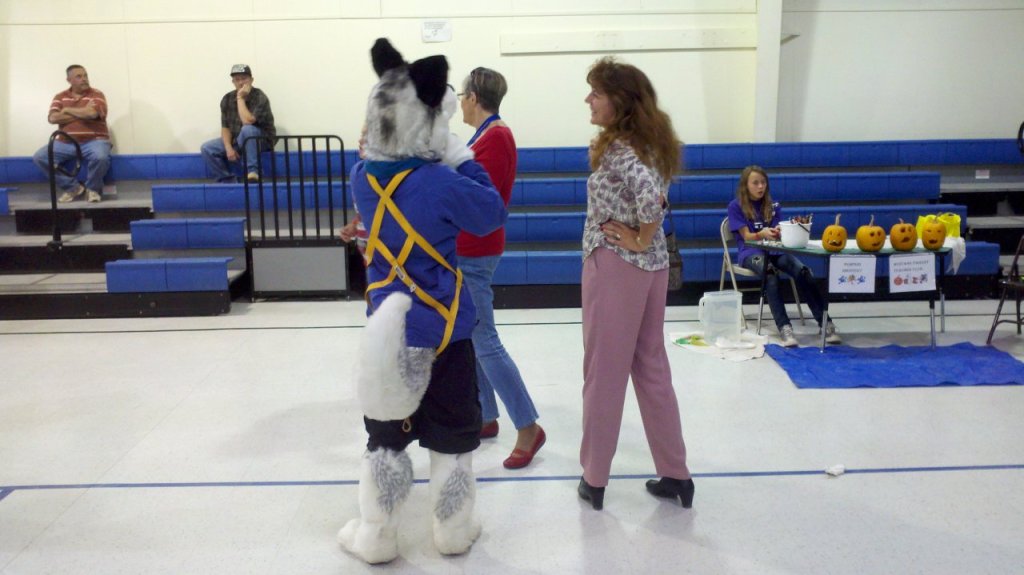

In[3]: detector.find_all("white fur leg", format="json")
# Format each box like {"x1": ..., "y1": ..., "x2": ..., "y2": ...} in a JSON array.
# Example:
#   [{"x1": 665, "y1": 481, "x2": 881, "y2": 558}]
[
  {"x1": 429, "y1": 450, "x2": 481, "y2": 555},
  {"x1": 338, "y1": 449, "x2": 413, "y2": 564},
  {"x1": 357, "y1": 292, "x2": 434, "y2": 421}
]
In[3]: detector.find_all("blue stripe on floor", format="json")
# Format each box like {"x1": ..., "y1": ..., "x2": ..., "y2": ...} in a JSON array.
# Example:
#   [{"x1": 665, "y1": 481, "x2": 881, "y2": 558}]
[{"x1": 1, "y1": 463, "x2": 1020, "y2": 502}]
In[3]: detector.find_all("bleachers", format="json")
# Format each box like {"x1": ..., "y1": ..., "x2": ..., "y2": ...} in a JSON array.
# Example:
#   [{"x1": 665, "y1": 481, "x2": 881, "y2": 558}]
[
  {"x1": 106, "y1": 257, "x2": 233, "y2": 293},
  {"x1": 0, "y1": 137, "x2": 1017, "y2": 315},
  {"x1": 151, "y1": 182, "x2": 345, "y2": 212},
  {"x1": 512, "y1": 139, "x2": 1022, "y2": 173},
  {"x1": 130, "y1": 218, "x2": 245, "y2": 249},
  {"x1": 511, "y1": 172, "x2": 941, "y2": 207}
]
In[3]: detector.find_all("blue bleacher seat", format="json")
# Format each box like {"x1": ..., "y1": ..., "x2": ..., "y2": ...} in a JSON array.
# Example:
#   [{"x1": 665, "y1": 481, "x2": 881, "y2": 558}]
[
  {"x1": 106, "y1": 257, "x2": 232, "y2": 293},
  {"x1": 186, "y1": 218, "x2": 245, "y2": 248},
  {"x1": 166, "y1": 257, "x2": 232, "y2": 291},
  {"x1": 106, "y1": 259, "x2": 168, "y2": 292},
  {"x1": 493, "y1": 241, "x2": 998, "y2": 286},
  {"x1": 152, "y1": 184, "x2": 206, "y2": 211},
  {"x1": 130, "y1": 219, "x2": 189, "y2": 250}
]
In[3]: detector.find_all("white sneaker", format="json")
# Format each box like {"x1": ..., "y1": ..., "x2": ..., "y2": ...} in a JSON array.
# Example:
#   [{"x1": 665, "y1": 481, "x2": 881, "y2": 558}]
[
  {"x1": 825, "y1": 323, "x2": 842, "y2": 344},
  {"x1": 58, "y1": 184, "x2": 85, "y2": 203},
  {"x1": 779, "y1": 325, "x2": 798, "y2": 348},
  {"x1": 86, "y1": 189, "x2": 102, "y2": 203},
  {"x1": 246, "y1": 171, "x2": 260, "y2": 182}
]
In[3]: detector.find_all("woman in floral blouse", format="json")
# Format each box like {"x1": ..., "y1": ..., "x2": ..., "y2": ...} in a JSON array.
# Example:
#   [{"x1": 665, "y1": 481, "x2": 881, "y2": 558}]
[{"x1": 577, "y1": 57, "x2": 694, "y2": 512}]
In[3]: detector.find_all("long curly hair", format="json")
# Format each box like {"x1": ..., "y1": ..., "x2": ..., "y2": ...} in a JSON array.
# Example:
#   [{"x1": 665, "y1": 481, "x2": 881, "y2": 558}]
[
  {"x1": 736, "y1": 165, "x2": 774, "y2": 222},
  {"x1": 586, "y1": 57, "x2": 681, "y2": 182}
]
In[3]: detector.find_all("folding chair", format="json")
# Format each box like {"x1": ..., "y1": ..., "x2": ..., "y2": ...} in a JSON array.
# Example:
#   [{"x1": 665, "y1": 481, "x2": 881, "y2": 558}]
[
  {"x1": 986, "y1": 234, "x2": 1024, "y2": 344},
  {"x1": 719, "y1": 217, "x2": 805, "y2": 334}
]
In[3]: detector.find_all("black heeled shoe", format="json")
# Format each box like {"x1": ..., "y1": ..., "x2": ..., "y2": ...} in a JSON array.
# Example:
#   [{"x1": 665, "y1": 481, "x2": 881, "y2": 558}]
[
  {"x1": 645, "y1": 477, "x2": 695, "y2": 508},
  {"x1": 578, "y1": 477, "x2": 605, "y2": 510}
]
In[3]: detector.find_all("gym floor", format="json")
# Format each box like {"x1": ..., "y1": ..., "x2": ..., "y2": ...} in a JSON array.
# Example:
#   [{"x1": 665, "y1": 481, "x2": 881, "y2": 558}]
[{"x1": 1, "y1": 298, "x2": 1021, "y2": 574}]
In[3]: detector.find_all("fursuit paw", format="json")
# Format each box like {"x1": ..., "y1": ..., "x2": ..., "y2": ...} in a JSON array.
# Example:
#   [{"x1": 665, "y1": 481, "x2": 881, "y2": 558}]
[
  {"x1": 433, "y1": 516, "x2": 482, "y2": 555},
  {"x1": 440, "y1": 132, "x2": 474, "y2": 169},
  {"x1": 338, "y1": 518, "x2": 399, "y2": 565}
]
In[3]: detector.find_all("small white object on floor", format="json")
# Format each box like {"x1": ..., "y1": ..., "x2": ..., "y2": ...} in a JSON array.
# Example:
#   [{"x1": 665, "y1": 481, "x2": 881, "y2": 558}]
[
  {"x1": 670, "y1": 330, "x2": 768, "y2": 362},
  {"x1": 825, "y1": 464, "x2": 846, "y2": 477}
]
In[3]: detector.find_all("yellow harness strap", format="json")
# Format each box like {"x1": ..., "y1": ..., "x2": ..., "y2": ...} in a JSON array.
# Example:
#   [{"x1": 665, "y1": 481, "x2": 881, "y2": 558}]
[{"x1": 364, "y1": 170, "x2": 462, "y2": 356}]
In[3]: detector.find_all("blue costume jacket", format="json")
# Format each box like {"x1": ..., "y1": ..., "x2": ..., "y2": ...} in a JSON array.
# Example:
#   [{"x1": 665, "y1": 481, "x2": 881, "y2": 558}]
[{"x1": 351, "y1": 159, "x2": 508, "y2": 349}]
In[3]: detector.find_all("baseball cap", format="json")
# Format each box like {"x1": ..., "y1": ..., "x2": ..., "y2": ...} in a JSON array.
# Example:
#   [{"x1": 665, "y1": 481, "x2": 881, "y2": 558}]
[{"x1": 230, "y1": 64, "x2": 252, "y2": 76}]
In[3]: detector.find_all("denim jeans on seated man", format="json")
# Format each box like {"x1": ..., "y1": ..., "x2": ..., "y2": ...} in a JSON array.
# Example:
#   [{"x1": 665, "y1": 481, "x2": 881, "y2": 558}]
[
  {"x1": 458, "y1": 254, "x2": 539, "y2": 430},
  {"x1": 32, "y1": 139, "x2": 112, "y2": 195},
  {"x1": 200, "y1": 124, "x2": 265, "y2": 183},
  {"x1": 742, "y1": 252, "x2": 828, "y2": 331}
]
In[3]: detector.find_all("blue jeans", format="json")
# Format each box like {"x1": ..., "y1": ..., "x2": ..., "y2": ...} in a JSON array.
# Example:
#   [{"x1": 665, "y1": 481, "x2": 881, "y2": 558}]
[
  {"x1": 458, "y1": 254, "x2": 539, "y2": 429},
  {"x1": 33, "y1": 139, "x2": 112, "y2": 194},
  {"x1": 742, "y1": 252, "x2": 829, "y2": 331},
  {"x1": 200, "y1": 125, "x2": 265, "y2": 182}
]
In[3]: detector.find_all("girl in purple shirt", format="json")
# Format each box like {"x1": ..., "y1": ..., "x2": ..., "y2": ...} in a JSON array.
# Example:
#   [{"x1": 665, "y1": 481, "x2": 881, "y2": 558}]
[{"x1": 727, "y1": 165, "x2": 841, "y2": 347}]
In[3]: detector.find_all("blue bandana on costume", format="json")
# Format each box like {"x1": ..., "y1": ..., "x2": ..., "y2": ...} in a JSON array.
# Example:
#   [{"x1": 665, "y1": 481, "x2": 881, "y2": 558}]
[{"x1": 365, "y1": 158, "x2": 430, "y2": 180}]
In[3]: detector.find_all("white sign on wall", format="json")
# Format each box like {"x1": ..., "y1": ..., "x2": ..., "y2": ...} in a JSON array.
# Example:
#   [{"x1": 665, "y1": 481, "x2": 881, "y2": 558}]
[
  {"x1": 828, "y1": 255, "x2": 875, "y2": 293},
  {"x1": 421, "y1": 20, "x2": 452, "y2": 43},
  {"x1": 889, "y1": 253, "x2": 936, "y2": 293}
]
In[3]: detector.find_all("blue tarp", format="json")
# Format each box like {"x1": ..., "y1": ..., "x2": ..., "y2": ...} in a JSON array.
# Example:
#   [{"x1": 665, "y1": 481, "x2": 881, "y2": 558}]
[{"x1": 766, "y1": 342, "x2": 1024, "y2": 389}]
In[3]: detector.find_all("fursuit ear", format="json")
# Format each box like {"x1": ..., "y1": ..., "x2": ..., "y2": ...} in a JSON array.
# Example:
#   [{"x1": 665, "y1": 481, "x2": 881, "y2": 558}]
[
  {"x1": 371, "y1": 38, "x2": 405, "y2": 77},
  {"x1": 409, "y1": 55, "x2": 449, "y2": 108}
]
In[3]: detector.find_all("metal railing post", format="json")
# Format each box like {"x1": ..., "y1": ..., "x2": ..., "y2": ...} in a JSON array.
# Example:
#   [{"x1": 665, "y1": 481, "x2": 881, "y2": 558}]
[{"x1": 45, "y1": 130, "x2": 82, "y2": 251}]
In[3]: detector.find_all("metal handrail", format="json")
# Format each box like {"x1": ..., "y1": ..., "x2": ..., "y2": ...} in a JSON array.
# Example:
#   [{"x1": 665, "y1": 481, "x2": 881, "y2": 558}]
[
  {"x1": 46, "y1": 130, "x2": 82, "y2": 250},
  {"x1": 240, "y1": 135, "x2": 348, "y2": 301},
  {"x1": 241, "y1": 135, "x2": 347, "y2": 242}
]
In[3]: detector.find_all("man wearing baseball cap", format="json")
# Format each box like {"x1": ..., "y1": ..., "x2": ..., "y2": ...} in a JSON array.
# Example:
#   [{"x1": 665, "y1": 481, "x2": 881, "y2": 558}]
[{"x1": 200, "y1": 64, "x2": 276, "y2": 183}]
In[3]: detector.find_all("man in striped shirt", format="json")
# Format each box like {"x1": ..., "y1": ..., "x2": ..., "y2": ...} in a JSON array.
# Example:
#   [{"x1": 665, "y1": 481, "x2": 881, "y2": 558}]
[{"x1": 31, "y1": 65, "x2": 112, "y2": 203}]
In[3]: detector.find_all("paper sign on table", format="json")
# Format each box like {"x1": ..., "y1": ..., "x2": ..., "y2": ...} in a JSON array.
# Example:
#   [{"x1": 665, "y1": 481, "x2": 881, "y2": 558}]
[
  {"x1": 829, "y1": 255, "x2": 875, "y2": 293},
  {"x1": 889, "y1": 253, "x2": 936, "y2": 293}
]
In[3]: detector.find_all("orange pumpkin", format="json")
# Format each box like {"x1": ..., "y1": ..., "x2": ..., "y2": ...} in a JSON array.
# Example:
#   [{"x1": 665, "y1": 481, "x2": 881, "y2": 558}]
[
  {"x1": 822, "y1": 214, "x2": 847, "y2": 252},
  {"x1": 889, "y1": 218, "x2": 917, "y2": 251},
  {"x1": 856, "y1": 215, "x2": 885, "y2": 252},
  {"x1": 920, "y1": 218, "x2": 947, "y2": 250}
]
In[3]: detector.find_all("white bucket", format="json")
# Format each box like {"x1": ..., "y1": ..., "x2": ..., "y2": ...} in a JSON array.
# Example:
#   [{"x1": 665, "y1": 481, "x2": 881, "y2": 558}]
[
  {"x1": 779, "y1": 221, "x2": 811, "y2": 248},
  {"x1": 697, "y1": 290, "x2": 743, "y2": 347}
]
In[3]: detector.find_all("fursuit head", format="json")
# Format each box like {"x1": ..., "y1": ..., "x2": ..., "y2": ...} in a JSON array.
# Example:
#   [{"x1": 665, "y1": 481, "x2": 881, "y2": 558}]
[{"x1": 363, "y1": 37, "x2": 459, "y2": 162}]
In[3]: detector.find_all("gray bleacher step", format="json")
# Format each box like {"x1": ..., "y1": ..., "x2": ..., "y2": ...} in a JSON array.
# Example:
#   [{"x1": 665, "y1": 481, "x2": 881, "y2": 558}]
[
  {"x1": 967, "y1": 216, "x2": 1024, "y2": 230},
  {"x1": 940, "y1": 176, "x2": 1024, "y2": 194},
  {"x1": 0, "y1": 232, "x2": 131, "y2": 248},
  {"x1": 0, "y1": 272, "x2": 107, "y2": 294},
  {"x1": 131, "y1": 248, "x2": 247, "y2": 270}
]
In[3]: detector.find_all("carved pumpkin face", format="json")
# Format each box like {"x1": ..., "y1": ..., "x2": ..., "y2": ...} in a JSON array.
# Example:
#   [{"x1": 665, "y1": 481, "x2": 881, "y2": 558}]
[
  {"x1": 890, "y1": 218, "x2": 918, "y2": 251},
  {"x1": 856, "y1": 215, "x2": 885, "y2": 252},
  {"x1": 921, "y1": 219, "x2": 947, "y2": 250},
  {"x1": 822, "y1": 214, "x2": 847, "y2": 253}
]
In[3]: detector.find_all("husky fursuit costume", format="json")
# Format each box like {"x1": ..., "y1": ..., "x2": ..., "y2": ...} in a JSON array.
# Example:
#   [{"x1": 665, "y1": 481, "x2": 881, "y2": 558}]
[{"x1": 338, "y1": 38, "x2": 508, "y2": 564}]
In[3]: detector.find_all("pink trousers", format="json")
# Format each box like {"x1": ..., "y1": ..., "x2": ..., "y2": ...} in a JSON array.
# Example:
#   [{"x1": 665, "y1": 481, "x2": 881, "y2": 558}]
[{"x1": 580, "y1": 248, "x2": 690, "y2": 487}]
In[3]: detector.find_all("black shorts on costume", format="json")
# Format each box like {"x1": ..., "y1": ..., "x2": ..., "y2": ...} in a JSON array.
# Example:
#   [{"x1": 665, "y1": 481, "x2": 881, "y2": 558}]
[{"x1": 364, "y1": 338, "x2": 482, "y2": 455}]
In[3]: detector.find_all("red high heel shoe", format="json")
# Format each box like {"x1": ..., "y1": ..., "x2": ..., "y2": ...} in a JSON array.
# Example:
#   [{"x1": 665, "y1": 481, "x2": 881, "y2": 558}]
[
  {"x1": 502, "y1": 426, "x2": 546, "y2": 469},
  {"x1": 480, "y1": 420, "x2": 499, "y2": 439}
]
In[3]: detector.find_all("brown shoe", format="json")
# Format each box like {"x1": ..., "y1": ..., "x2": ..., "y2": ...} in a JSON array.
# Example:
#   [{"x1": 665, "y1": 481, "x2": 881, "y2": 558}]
[{"x1": 58, "y1": 184, "x2": 85, "y2": 203}]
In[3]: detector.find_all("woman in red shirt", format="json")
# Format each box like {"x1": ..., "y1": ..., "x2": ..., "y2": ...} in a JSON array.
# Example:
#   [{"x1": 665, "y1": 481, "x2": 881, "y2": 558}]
[{"x1": 456, "y1": 67, "x2": 545, "y2": 469}]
